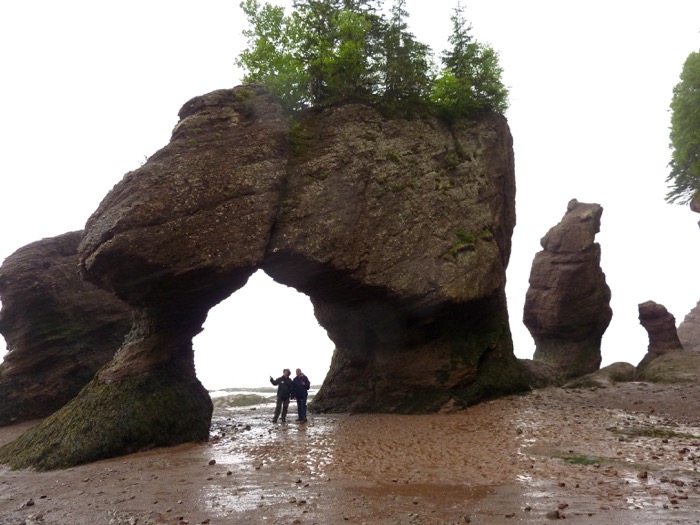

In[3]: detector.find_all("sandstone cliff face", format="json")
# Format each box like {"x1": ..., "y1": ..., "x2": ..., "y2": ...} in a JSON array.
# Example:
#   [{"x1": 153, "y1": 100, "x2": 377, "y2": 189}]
[
  {"x1": 0, "y1": 86, "x2": 525, "y2": 470},
  {"x1": 523, "y1": 199, "x2": 612, "y2": 378},
  {"x1": 0, "y1": 232, "x2": 131, "y2": 424},
  {"x1": 637, "y1": 300, "x2": 684, "y2": 369},
  {"x1": 678, "y1": 300, "x2": 700, "y2": 352}
]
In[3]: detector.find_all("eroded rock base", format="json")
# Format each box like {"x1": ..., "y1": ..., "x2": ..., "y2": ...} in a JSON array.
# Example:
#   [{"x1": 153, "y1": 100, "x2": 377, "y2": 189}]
[{"x1": 0, "y1": 367, "x2": 211, "y2": 471}]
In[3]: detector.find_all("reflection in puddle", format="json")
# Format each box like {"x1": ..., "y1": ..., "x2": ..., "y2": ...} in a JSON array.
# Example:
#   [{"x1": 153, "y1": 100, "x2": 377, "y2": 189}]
[
  {"x1": 196, "y1": 406, "x2": 338, "y2": 518},
  {"x1": 194, "y1": 390, "x2": 700, "y2": 523}
]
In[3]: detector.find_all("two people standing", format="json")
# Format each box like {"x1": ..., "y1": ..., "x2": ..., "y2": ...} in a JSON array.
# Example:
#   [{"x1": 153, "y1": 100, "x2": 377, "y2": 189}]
[{"x1": 269, "y1": 368, "x2": 310, "y2": 423}]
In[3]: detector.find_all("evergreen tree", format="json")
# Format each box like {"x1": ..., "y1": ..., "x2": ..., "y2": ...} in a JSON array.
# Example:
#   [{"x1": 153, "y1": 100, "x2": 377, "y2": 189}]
[
  {"x1": 432, "y1": 1, "x2": 508, "y2": 117},
  {"x1": 666, "y1": 51, "x2": 700, "y2": 204},
  {"x1": 382, "y1": 0, "x2": 432, "y2": 106},
  {"x1": 235, "y1": 0, "x2": 507, "y2": 118},
  {"x1": 441, "y1": 0, "x2": 476, "y2": 79},
  {"x1": 324, "y1": 10, "x2": 374, "y2": 103},
  {"x1": 236, "y1": 0, "x2": 307, "y2": 112},
  {"x1": 292, "y1": 1, "x2": 338, "y2": 103},
  {"x1": 292, "y1": 0, "x2": 383, "y2": 104}
]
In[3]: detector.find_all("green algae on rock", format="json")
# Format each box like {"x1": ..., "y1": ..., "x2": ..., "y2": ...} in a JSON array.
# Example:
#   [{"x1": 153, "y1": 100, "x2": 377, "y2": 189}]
[{"x1": 0, "y1": 367, "x2": 212, "y2": 471}]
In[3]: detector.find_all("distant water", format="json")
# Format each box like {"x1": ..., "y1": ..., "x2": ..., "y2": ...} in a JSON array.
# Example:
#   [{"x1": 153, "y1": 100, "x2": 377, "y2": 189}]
[{"x1": 209, "y1": 386, "x2": 320, "y2": 399}]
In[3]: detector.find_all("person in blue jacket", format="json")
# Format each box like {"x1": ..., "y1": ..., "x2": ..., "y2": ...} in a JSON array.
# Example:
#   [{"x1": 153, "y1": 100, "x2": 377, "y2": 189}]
[
  {"x1": 291, "y1": 368, "x2": 311, "y2": 422},
  {"x1": 269, "y1": 368, "x2": 293, "y2": 423}
]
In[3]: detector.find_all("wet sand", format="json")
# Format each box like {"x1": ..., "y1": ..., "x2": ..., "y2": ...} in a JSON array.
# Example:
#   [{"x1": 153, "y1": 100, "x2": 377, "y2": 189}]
[{"x1": 1, "y1": 382, "x2": 700, "y2": 524}]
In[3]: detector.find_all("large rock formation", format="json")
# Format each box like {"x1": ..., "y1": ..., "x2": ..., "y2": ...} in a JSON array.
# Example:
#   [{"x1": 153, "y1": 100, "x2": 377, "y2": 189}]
[
  {"x1": 0, "y1": 85, "x2": 527, "y2": 470},
  {"x1": 523, "y1": 199, "x2": 612, "y2": 378},
  {"x1": 678, "y1": 300, "x2": 700, "y2": 352},
  {"x1": 0, "y1": 232, "x2": 131, "y2": 424},
  {"x1": 637, "y1": 300, "x2": 684, "y2": 369}
]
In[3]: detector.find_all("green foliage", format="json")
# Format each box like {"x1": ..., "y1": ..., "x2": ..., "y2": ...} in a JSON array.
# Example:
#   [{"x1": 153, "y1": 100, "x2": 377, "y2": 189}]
[
  {"x1": 431, "y1": 1, "x2": 509, "y2": 117},
  {"x1": 456, "y1": 228, "x2": 476, "y2": 244},
  {"x1": 235, "y1": 0, "x2": 509, "y2": 118},
  {"x1": 236, "y1": 0, "x2": 308, "y2": 113},
  {"x1": 323, "y1": 10, "x2": 374, "y2": 103},
  {"x1": 479, "y1": 226, "x2": 493, "y2": 240},
  {"x1": 444, "y1": 228, "x2": 477, "y2": 259},
  {"x1": 666, "y1": 51, "x2": 700, "y2": 204},
  {"x1": 381, "y1": 0, "x2": 432, "y2": 108}
]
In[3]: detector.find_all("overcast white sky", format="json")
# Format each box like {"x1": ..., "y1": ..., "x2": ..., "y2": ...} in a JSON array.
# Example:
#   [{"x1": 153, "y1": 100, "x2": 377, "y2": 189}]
[{"x1": 1, "y1": 1, "x2": 699, "y2": 389}]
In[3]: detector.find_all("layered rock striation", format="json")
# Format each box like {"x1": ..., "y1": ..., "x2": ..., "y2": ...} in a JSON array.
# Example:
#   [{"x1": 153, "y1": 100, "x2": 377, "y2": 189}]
[
  {"x1": 0, "y1": 85, "x2": 526, "y2": 470},
  {"x1": 523, "y1": 199, "x2": 612, "y2": 378}
]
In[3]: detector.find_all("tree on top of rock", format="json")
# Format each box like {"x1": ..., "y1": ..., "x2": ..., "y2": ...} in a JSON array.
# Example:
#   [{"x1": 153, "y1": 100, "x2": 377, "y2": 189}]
[
  {"x1": 381, "y1": 0, "x2": 432, "y2": 109},
  {"x1": 236, "y1": 0, "x2": 307, "y2": 112},
  {"x1": 235, "y1": 0, "x2": 508, "y2": 117},
  {"x1": 431, "y1": 0, "x2": 509, "y2": 117}
]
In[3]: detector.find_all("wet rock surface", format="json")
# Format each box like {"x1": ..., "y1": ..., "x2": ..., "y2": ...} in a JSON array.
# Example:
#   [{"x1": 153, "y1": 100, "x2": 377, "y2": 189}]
[
  {"x1": 2, "y1": 382, "x2": 700, "y2": 524},
  {"x1": 523, "y1": 199, "x2": 612, "y2": 379}
]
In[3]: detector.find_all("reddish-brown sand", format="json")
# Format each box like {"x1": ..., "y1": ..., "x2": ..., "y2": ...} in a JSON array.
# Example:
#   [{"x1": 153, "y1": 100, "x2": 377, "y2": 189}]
[{"x1": 2, "y1": 381, "x2": 700, "y2": 524}]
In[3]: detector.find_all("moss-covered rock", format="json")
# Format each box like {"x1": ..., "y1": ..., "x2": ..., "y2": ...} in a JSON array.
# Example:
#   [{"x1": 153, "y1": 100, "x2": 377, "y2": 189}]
[
  {"x1": 0, "y1": 367, "x2": 212, "y2": 471},
  {"x1": 637, "y1": 351, "x2": 700, "y2": 383}
]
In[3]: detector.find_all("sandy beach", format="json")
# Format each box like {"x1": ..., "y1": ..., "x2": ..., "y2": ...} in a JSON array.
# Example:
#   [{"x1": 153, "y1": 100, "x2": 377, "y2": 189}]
[{"x1": 1, "y1": 381, "x2": 700, "y2": 524}]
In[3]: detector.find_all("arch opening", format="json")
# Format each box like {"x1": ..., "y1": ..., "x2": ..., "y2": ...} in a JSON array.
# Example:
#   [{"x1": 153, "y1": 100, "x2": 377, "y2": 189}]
[{"x1": 193, "y1": 270, "x2": 333, "y2": 391}]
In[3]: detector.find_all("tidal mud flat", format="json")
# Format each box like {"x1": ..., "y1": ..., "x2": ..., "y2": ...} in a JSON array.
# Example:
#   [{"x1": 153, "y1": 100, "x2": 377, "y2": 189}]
[{"x1": 1, "y1": 382, "x2": 700, "y2": 524}]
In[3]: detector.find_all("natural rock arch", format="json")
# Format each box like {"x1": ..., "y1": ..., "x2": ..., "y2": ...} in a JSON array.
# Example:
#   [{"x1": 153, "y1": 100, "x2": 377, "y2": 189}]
[
  {"x1": 0, "y1": 86, "x2": 527, "y2": 470},
  {"x1": 192, "y1": 270, "x2": 333, "y2": 389}
]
